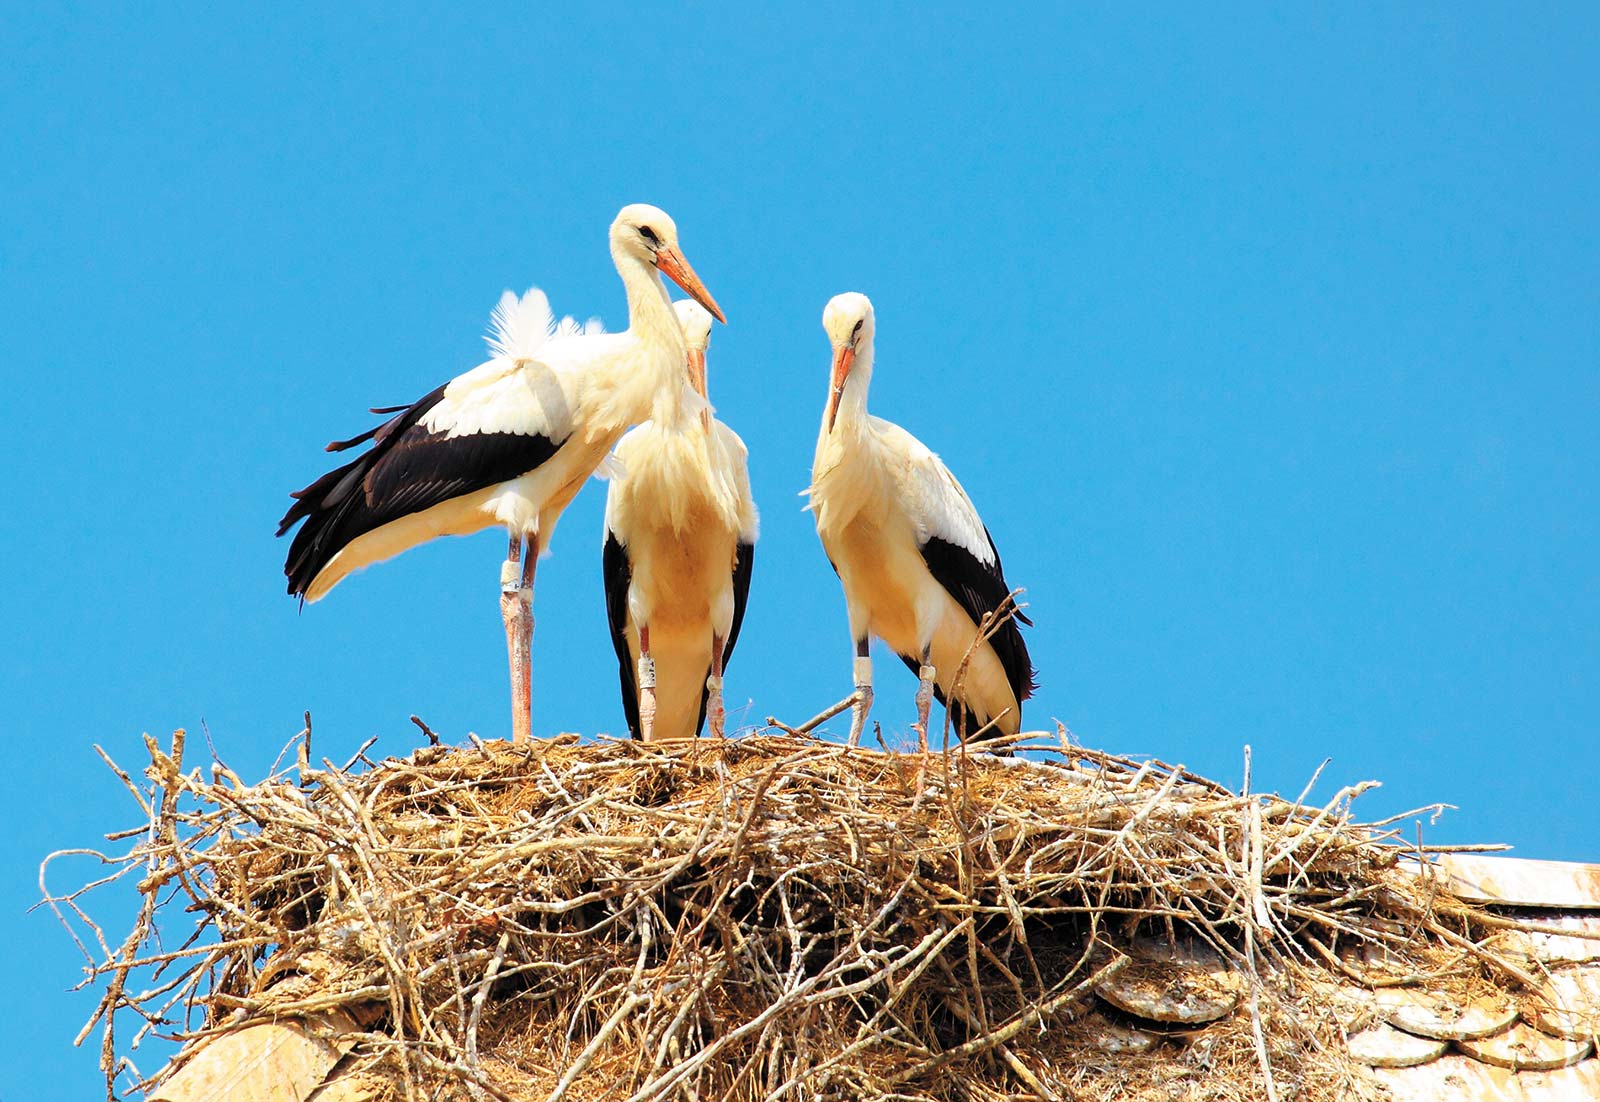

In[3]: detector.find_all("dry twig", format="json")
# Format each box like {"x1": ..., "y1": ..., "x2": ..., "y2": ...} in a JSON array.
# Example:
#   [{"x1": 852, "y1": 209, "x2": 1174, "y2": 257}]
[{"x1": 42, "y1": 721, "x2": 1530, "y2": 1102}]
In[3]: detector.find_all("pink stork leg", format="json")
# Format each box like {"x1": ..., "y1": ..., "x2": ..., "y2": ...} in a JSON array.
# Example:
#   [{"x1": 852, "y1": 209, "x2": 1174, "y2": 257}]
[
  {"x1": 502, "y1": 531, "x2": 537, "y2": 745},
  {"x1": 706, "y1": 634, "x2": 727, "y2": 739},
  {"x1": 913, "y1": 645, "x2": 936, "y2": 755},
  {"x1": 911, "y1": 644, "x2": 937, "y2": 800},
  {"x1": 633, "y1": 626, "x2": 652, "y2": 738},
  {"x1": 847, "y1": 637, "x2": 873, "y2": 748},
  {"x1": 637, "y1": 624, "x2": 657, "y2": 741}
]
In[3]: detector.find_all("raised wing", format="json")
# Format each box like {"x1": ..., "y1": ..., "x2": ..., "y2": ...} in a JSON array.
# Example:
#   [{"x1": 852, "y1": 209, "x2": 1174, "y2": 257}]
[
  {"x1": 278, "y1": 287, "x2": 586, "y2": 600},
  {"x1": 278, "y1": 368, "x2": 569, "y2": 599}
]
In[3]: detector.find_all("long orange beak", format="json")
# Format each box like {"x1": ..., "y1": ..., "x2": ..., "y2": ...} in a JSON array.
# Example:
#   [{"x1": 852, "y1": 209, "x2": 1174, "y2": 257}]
[
  {"x1": 826, "y1": 344, "x2": 855, "y2": 432},
  {"x1": 655, "y1": 247, "x2": 726, "y2": 324},
  {"x1": 688, "y1": 348, "x2": 711, "y2": 433}
]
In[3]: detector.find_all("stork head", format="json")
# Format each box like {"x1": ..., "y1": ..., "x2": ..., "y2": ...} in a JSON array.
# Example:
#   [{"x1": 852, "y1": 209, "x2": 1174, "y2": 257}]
[
  {"x1": 673, "y1": 298, "x2": 714, "y2": 354},
  {"x1": 673, "y1": 299, "x2": 715, "y2": 430},
  {"x1": 611, "y1": 204, "x2": 726, "y2": 324},
  {"x1": 822, "y1": 292, "x2": 875, "y2": 432}
]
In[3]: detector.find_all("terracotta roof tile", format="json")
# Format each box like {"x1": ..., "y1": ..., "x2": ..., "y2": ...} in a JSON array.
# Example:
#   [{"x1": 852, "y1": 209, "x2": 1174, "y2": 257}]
[
  {"x1": 1377, "y1": 986, "x2": 1520, "y2": 1040},
  {"x1": 1488, "y1": 915, "x2": 1600, "y2": 966},
  {"x1": 1456, "y1": 1023, "x2": 1594, "y2": 1071},
  {"x1": 1347, "y1": 1023, "x2": 1449, "y2": 1068},
  {"x1": 1374, "y1": 1053, "x2": 1600, "y2": 1102},
  {"x1": 1522, "y1": 966, "x2": 1600, "y2": 1042},
  {"x1": 1094, "y1": 938, "x2": 1246, "y2": 1025},
  {"x1": 1413, "y1": 856, "x2": 1600, "y2": 909}
]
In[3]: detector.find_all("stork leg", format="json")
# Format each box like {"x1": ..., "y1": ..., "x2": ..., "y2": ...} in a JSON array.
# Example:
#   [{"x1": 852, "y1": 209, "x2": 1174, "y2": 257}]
[
  {"x1": 706, "y1": 634, "x2": 727, "y2": 739},
  {"x1": 908, "y1": 646, "x2": 937, "y2": 801},
  {"x1": 637, "y1": 624, "x2": 657, "y2": 741},
  {"x1": 519, "y1": 536, "x2": 538, "y2": 731},
  {"x1": 847, "y1": 638, "x2": 873, "y2": 748},
  {"x1": 501, "y1": 532, "x2": 537, "y2": 746},
  {"x1": 913, "y1": 647, "x2": 936, "y2": 755}
]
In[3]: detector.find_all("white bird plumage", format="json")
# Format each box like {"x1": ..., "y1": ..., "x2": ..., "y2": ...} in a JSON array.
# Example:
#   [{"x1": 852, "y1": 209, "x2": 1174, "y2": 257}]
[
  {"x1": 279, "y1": 204, "x2": 726, "y2": 745},
  {"x1": 484, "y1": 287, "x2": 603, "y2": 363},
  {"x1": 807, "y1": 292, "x2": 1034, "y2": 748},
  {"x1": 602, "y1": 299, "x2": 758, "y2": 741}
]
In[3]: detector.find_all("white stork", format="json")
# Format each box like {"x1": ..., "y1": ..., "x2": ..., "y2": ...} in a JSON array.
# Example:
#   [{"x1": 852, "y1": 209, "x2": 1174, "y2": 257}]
[
  {"x1": 602, "y1": 300, "x2": 758, "y2": 740},
  {"x1": 808, "y1": 292, "x2": 1035, "y2": 749},
  {"x1": 277, "y1": 204, "x2": 725, "y2": 745}
]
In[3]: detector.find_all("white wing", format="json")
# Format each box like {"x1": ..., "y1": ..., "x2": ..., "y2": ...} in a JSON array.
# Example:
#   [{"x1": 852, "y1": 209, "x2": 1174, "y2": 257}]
[
  {"x1": 875, "y1": 418, "x2": 994, "y2": 566},
  {"x1": 424, "y1": 291, "x2": 619, "y2": 442},
  {"x1": 421, "y1": 355, "x2": 576, "y2": 441},
  {"x1": 714, "y1": 420, "x2": 760, "y2": 543},
  {"x1": 554, "y1": 315, "x2": 607, "y2": 340}
]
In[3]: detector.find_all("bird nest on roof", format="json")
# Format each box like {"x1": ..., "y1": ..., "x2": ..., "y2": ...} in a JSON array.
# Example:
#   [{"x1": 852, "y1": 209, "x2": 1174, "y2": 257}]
[{"x1": 48, "y1": 721, "x2": 1528, "y2": 1102}]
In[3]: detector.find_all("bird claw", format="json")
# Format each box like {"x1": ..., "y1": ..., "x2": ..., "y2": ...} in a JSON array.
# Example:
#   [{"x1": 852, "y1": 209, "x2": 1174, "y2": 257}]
[
  {"x1": 847, "y1": 686, "x2": 874, "y2": 748},
  {"x1": 706, "y1": 675, "x2": 726, "y2": 739},
  {"x1": 911, "y1": 721, "x2": 930, "y2": 756}
]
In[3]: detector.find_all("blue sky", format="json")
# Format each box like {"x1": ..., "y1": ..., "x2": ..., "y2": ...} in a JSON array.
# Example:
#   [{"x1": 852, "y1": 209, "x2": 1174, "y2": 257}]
[{"x1": 4, "y1": 5, "x2": 1597, "y2": 1095}]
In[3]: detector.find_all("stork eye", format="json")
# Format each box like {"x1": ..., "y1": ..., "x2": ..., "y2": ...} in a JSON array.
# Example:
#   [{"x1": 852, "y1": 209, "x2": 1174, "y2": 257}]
[
  {"x1": 851, "y1": 319, "x2": 864, "y2": 336},
  {"x1": 639, "y1": 226, "x2": 660, "y2": 247}
]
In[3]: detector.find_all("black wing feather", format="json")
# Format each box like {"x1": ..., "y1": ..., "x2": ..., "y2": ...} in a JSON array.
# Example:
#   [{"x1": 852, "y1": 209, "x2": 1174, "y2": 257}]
[
  {"x1": 916, "y1": 531, "x2": 1037, "y2": 737},
  {"x1": 278, "y1": 384, "x2": 565, "y2": 598},
  {"x1": 602, "y1": 530, "x2": 642, "y2": 740},
  {"x1": 725, "y1": 541, "x2": 756, "y2": 668}
]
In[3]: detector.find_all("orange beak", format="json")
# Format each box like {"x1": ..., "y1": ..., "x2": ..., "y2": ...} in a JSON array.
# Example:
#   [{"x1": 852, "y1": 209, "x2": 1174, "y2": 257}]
[
  {"x1": 655, "y1": 246, "x2": 726, "y2": 324},
  {"x1": 826, "y1": 343, "x2": 855, "y2": 432},
  {"x1": 688, "y1": 347, "x2": 711, "y2": 433}
]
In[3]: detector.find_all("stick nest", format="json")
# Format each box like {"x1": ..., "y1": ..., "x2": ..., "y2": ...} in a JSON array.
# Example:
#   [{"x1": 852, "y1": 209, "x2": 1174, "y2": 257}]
[{"x1": 48, "y1": 724, "x2": 1521, "y2": 1102}]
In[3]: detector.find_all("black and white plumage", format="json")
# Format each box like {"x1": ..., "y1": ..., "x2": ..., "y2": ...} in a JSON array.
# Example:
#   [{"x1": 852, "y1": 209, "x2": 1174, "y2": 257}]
[
  {"x1": 602, "y1": 300, "x2": 758, "y2": 741},
  {"x1": 807, "y1": 292, "x2": 1035, "y2": 747},
  {"x1": 279, "y1": 375, "x2": 563, "y2": 602},
  {"x1": 277, "y1": 204, "x2": 726, "y2": 744}
]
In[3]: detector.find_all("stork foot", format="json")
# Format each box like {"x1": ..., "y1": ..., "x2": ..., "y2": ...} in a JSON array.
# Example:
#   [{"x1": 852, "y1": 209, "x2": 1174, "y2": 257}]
[
  {"x1": 847, "y1": 652, "x2": 874, "y2": 748},
  {"x1": 847, "y1": 686, "x2": 873, "y2": 748},
  {"x1": 706, "y1": 675, "x2": 726, "y2": 739}
]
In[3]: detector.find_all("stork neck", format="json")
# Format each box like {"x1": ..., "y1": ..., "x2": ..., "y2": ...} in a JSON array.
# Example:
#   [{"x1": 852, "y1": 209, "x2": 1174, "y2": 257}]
[
  {"x1": 614, "y1": 252, "x2": 691, "y2": 427},
  {"x1": 619, "y1": 255, "x2": 681, "y2": 347},
  {"x1": 830, "y1": 344, "x2": 874, "y2": 436}
]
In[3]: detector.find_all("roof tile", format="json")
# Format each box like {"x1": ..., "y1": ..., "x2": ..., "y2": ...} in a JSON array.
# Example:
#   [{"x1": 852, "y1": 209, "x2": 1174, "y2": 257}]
[
  {"x1": 1417, "y1": 856, "x2": 1600, "y2": 910},
  {"x1": 1522, "y1": 966, "x2": 1600, "y2": 1042},
  {"x1": 1456, "y1": 1023, "x2": 1594, "y2": 1071},
  {"x1": 1094, "y1": 938, "x2": 1245, "y2": 1025},
  {"x1": 1347, "y1": 1023, "x2": 1449, "y2": 1068},
  {"x1": 1079, "y1": 1011, "x2": 1160, "y2": 1055},
  {"x1": 1378, "y1": 986, "x2": 1520, "y2": 1041}
]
